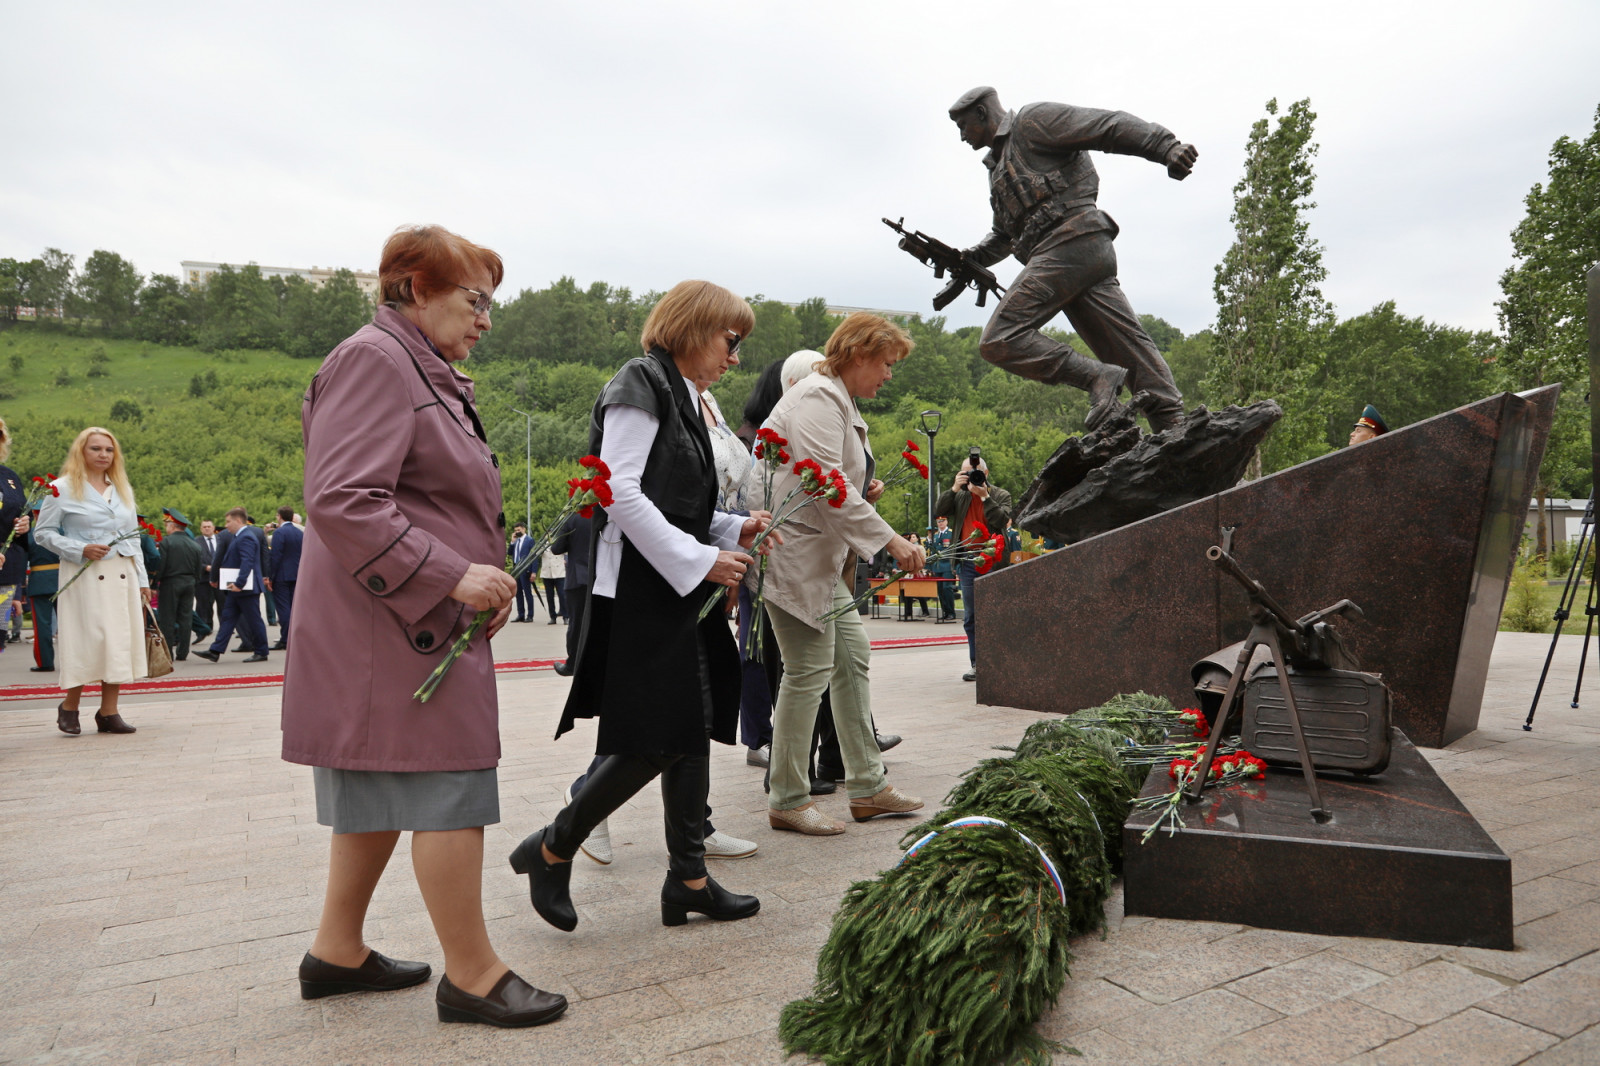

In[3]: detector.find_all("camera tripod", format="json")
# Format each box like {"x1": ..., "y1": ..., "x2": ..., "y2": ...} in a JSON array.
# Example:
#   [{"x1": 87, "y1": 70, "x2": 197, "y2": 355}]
[{"x1": 1524, "y1": 492, "x2": 1596, "y2": 730}]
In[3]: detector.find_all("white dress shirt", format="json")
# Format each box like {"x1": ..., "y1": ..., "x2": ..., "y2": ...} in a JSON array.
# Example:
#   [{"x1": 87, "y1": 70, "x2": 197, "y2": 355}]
[{"x1": 593, "y1": 379, "x2": 744, "y2": 599}]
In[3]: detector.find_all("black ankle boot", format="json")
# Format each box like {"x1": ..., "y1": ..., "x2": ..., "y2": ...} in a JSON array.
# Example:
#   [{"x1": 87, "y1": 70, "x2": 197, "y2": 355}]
[
  {"x1": 509, "y1": 828, "x2": 577, "y2": 932},
  {"x1": 660, "y1": 874, "x2": 760, "y2": 926}
]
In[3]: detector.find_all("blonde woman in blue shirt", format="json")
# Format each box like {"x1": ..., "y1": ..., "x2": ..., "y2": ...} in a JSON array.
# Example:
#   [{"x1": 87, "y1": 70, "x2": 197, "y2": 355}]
[{"x1": 34, "y1": 427, "x2": 149, "y2": 735}]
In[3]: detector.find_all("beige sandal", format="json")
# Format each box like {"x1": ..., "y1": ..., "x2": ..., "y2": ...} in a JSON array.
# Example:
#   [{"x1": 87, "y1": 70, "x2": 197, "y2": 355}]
[
  {"x1": 768, "y1": 802, "x2": 846, "y2": 836},
  {"x1": 848, "y1": 785, "x2": 924, "y2": 822}
]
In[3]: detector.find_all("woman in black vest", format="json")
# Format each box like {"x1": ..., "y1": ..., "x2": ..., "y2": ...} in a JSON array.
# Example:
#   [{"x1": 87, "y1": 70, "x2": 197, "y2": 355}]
[{"x1": 510, "y1": 280, "x2": 769, "y2": 930}]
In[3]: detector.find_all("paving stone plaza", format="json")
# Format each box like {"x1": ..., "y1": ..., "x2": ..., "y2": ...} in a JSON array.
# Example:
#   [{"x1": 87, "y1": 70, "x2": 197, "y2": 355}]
[{"x1": 3, "y1": 622, "x2": 1600, "y2": 1065}]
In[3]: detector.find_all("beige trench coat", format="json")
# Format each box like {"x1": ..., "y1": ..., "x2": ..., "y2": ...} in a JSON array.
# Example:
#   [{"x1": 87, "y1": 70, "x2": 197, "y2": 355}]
[{"x1": 744, "y1": 371, "x2": 895, "y2": 631}]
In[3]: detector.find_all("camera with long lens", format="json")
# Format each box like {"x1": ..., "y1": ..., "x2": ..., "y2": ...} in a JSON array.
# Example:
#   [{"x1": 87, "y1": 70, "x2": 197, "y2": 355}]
[{"x1": 965, "y1": 447, "x2": 986, "y2": 487}]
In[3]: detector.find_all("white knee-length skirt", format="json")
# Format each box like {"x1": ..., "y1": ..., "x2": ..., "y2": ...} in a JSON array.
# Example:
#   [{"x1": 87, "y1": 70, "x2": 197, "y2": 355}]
[{"x1": 56, "y1": 554, "x2": 147, "y2": 690}]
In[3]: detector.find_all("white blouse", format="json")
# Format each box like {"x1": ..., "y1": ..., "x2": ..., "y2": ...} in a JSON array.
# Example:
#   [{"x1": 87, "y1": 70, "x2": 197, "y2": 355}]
[
  {"x1": 700, "y1": 389, "x2": 753, "y2": 512},
  {"x1": 592, "y1": 378, "x2": 745, "y2": 599}
]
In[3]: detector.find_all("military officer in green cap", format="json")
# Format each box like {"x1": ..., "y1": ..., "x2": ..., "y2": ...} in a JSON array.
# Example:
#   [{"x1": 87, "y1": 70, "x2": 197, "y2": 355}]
[
  {"x1": 154, "y1": 507, "x2": 204, "y2": 660},
  {"x1": 1348, "y1": 404, "x2": 1389, "y2": 447}
]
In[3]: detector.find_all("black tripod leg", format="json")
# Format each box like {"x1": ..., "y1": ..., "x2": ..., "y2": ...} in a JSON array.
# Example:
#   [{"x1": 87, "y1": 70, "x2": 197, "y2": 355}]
[
  {"x1": 1183, "y1": 638, "x2": 1256, "y2": 804},
  {"x1": 1573, "y1": 570, "x2": 1599, "y2": 708},
  {"x1": 1527, "y1": 515, "x2": 1592, "y2": 729},
  {"x1": 1263, "y1": 626, "x2": 1330, "y2": 821}
]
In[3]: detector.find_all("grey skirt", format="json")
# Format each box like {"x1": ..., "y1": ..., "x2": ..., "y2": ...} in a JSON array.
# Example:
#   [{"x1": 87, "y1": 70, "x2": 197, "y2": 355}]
[{"x1": 312, "y1": 767, "x2": 500, "y2": 834}]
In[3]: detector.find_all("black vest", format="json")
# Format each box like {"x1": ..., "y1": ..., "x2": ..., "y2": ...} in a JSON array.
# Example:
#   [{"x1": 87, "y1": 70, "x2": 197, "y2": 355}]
[{"x1": 586, "y1": 347, "x2": 717, "y2": 535}]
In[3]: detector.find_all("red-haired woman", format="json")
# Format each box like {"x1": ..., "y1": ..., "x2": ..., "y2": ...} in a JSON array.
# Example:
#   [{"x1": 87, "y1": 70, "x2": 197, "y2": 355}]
[
  {"x1": 281, "y1": 225, "x2": 565, "y2": 1029},
  {"x1": 33, "y1": 426, "x2": 148, "y2": 735}
]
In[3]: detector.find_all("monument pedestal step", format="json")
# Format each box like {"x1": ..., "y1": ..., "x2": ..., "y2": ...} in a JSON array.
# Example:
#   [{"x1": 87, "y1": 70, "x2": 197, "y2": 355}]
[{"x1": 1121, "y1": 729, "x2": 1513, "y2": 949}]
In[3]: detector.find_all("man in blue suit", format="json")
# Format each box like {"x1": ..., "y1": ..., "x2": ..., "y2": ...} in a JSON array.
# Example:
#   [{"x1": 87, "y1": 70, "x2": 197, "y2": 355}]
[
  {"x1": 265, "y1": 505, "x2": 302, "y2": 650},
  {"x1": 508, "y1": 522, "x2": 537, "y2": 622},
  {"x1": 195, "y1": 507, "x2": 269, "y2": 663}
]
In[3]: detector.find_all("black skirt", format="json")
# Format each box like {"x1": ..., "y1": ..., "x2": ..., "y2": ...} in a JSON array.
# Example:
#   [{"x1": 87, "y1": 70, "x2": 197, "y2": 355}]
[{"x1": 558, "y1": 536, "x2": 739, "y2": 756}]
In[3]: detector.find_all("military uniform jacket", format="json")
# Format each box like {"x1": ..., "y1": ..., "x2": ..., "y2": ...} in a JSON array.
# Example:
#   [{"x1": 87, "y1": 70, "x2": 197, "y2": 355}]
[
  {"x1": 971, "y1": 102, "x2": 1181, "y2": 265},
  {"x1": 153, "y1": 529, "x2": 203, "y2": 589},
  {"x1": 24, "y1": 531, "x2": 59, "y2": 596}
]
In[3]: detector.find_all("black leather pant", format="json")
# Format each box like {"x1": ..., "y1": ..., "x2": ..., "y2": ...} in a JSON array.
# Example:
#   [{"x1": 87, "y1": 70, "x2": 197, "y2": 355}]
[{"x1": 547, "y1": 753, "x2": 710, "y2": 881}]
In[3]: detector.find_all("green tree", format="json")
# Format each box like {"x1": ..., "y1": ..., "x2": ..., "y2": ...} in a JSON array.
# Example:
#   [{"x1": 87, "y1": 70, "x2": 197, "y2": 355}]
[
  {"x1": 136, "y1": 273, "x2": 197, "y2": 345},
  {"x1": 794, "y1": 297, "x2": 833, "y2": 351},
  {"x1": 199, "y1": 264, "x2": 280, "y2": 350},
  {"x1": 1207, "y1": 98, "x2": 1332, "y2": 470},
  {"x1": 32, "y1": 248, "x2": 75, "y2": 319},
  {"x1": 738, "y1": 297, "x2": 804, "y2": 375},
  {"x1": 1313, "y1": 302, "x2": 1499, "y2": 448},
  {"x1": 1498, "y1": 104, "x2": 1600, "y2": 393},
  {"x1": 75, "y1": 249, "x2": 143, "y2": 332},
  {"x1": 280, "y1": 270, "x2": 371, "y2": 359},
  {"x1": 0, "y1": 258, "x2": 40, "y2": 322},
  {"x1": 1164, "y1": 329, "x2": 1212, "y2": 408}
]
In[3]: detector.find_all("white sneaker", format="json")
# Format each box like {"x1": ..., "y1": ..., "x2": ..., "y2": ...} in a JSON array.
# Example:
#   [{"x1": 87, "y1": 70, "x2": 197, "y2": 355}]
[
  {"x1": 704, "y1": 830, "x2": 758, "y2": 859},
  {"x1": 564, "y1": 783, "x2": 613, "y2": 865}
]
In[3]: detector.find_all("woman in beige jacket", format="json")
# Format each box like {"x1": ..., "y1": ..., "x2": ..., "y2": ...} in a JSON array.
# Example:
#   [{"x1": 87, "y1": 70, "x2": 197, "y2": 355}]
[{"x1": 746, "y1": 314, "x2": 927, "y2": 834}]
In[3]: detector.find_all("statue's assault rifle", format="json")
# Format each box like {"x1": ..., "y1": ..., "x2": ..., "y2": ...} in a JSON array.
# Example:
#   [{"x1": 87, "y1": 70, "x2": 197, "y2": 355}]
[{"x1": 882, "y1": 217, "x2": 1006, "y2": 312}]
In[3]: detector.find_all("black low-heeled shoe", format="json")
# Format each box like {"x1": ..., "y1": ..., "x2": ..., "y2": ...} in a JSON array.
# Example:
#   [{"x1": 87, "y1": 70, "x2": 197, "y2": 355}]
[
  {"x1": 436, "y1": 971, "x2": 567, "y2": 1027},
  {"x1": 660, "y1": 874, "x2": 760, "y2": 927},
  {"x1": 508, "y1": 827, "x2": 577, "y2": 932},
  {"x1": 298, "y1": 949, "x2": 431, "y2": 999},
  {"x1": 56, "y1": 703, "x2": 80, "y2": 735}
]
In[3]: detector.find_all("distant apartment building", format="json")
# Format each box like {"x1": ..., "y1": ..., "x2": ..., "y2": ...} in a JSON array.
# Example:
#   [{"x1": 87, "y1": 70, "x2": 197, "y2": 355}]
[
  {"x1": 181, "y1": 260, "x2": 380, "y2": 299},
  {"x1": 781, "y1": 301, "x2": 923, "y2": 320}
]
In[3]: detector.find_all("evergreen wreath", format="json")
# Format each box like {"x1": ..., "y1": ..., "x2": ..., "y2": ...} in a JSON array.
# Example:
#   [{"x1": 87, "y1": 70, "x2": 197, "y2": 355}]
[{"x1": 780, "y1": 692, "x2": 1176, "y2": 1066}]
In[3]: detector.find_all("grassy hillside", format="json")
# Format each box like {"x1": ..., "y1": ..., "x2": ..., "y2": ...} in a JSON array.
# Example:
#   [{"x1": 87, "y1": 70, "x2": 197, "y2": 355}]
[
  {"x1": 0, "y1": 324, "x2": 588, "y2": 530},
  {"x1": 0, "y1": 325, "x2": 316, "y2": 521}
]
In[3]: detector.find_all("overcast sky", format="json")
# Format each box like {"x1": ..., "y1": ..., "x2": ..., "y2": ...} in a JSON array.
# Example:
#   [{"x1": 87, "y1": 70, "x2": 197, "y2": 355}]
[{"x1": 5, "y1": 0, "x2": 1597, "y2": 337}]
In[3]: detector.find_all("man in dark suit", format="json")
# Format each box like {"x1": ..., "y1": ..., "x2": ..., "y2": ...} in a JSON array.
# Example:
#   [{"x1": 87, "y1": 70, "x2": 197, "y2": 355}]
[
  {"x1": 551, "y1": 512, "x2": 591, "y2": 675},
  {"x1": 195, "y1": 507, "x2": 268, "y2": 663},
  {"x1": 264, "y1": 505, "x2": 302, "y2": 650},
  {"x1": 232, "y1": 515, "x2": 268, "y2": 652},
  {"x1": 154, "y1": 507, "x2": 204, "y2": 661},
  {"x1": 23, "y1": 507, "x2": 58, "y2": 672},
  {"x1": 193, "y1": 518, "x2": 229, "y2": 639},
  {"x1": 508, "y1": 523, "x2": 537, "y2": 622}
]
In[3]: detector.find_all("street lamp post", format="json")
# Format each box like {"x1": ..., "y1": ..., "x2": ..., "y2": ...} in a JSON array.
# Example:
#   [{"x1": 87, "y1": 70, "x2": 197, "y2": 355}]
[
  {"x1": 918, "y1": 409, "x2": 942, "y2": 531},
  {"x1": 511, "y1": 407, "x2": 533, "y2": 528}
]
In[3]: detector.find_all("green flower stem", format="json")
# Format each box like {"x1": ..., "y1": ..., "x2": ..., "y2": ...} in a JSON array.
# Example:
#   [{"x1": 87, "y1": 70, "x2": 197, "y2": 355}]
[
  {"x1": 413, "y1": 609, "x2": 493, "y2": 703},
  {"x1": 52, "y1": 529, "x2": 143, "y2": 602},
  {"x1": 411, "y1": 492, "x2": 592, "y2": 703}
]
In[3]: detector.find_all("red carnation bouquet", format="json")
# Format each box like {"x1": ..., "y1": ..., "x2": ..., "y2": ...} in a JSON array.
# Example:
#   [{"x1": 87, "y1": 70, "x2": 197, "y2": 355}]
[
  {"x1": 3, "y1": 475, "x2": 58, "y2": 559},
  {"x1": 1137, "y1": 729, "x2": 1268, "y2": 842},
  {"x1": 699, "y1": 428, "x2": 852, "y2": 659},
  {"x1": 872, "y1": 439, "x2": 931, "y2": 493},
  {"x1": 817, "y1": 520, "x2": 1005, "y2": 624},
  {"x1": 414, "y1": 455, "x2": 612, "y2": 703}
]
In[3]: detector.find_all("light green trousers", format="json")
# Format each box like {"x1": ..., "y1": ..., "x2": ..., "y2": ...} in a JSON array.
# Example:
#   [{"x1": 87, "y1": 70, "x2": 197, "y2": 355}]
[{"x1": 766, "y1": 576, "x2": 886, "y2": 810}]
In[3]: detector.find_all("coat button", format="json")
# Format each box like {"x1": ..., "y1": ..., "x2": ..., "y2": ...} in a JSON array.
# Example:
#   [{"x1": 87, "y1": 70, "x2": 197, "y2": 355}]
[
  {"x1": 416, "y1": 631, "x2": 434, "y2": 649},
  {"x1": 98, "y1": 575, "x2": 105, "y2": 580},
  {"x1": 367, "y1": 576, "x2": 386, "y2": 592}
]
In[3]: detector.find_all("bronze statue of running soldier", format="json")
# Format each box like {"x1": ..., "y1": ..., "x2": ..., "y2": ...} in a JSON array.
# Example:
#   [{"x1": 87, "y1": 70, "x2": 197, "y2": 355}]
[{"x1": 947, "y1": 86, "x2": 1198, "y2": 432}]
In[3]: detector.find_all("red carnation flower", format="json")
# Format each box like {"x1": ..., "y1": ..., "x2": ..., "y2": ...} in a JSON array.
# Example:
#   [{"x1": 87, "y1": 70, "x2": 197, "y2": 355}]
[
  {"x1": 579, "y1": 454, "x2": 611, "y2": 479},
  {"x1": 593, "y1": 480, "x2": 614, "y2": 507},
  {"x1": 904, "y1": 439, "x2": 919, "y2": 452}
]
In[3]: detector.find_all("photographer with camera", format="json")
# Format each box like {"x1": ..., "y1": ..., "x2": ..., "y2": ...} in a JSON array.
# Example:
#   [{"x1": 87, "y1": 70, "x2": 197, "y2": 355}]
[{"x1": 934, "y1": 448, "x2": 1013, "y2": 682}]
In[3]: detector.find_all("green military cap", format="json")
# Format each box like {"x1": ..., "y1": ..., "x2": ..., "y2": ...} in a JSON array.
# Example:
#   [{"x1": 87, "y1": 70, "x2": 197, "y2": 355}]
[
  {"x1": 163, "y1": 507, "x2": 191, "y2": 527},
  {"x1": 1353, "y1": 404, "x2": 1389, "y2": 435}
]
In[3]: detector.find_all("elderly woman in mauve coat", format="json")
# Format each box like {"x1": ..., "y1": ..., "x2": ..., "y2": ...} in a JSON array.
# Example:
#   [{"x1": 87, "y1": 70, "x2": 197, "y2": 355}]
[{"x1": 280, "y1": 225, "x2": 565, "y2": 1030}]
